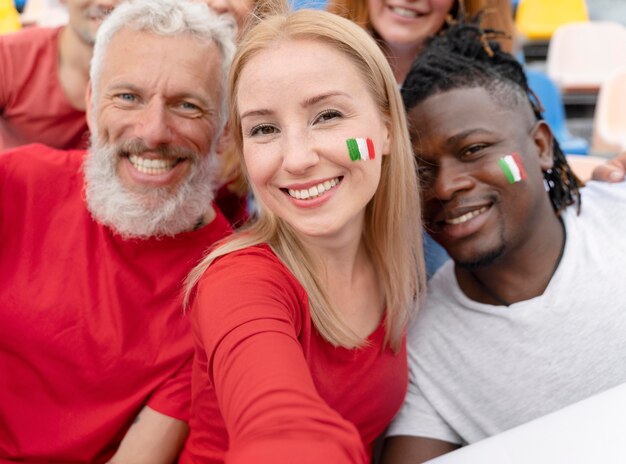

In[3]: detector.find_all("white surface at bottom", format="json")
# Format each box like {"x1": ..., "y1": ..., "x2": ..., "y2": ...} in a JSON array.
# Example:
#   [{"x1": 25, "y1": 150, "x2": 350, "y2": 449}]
[{"x1": 426, "y1": 382, "x2": 626, "y2": 464}]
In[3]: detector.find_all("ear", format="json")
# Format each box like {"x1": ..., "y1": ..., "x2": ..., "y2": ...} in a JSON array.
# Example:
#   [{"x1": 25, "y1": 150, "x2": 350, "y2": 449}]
[
  {"x1": 214, "y1": 123, "x2": 232, "y2": 156},
  {"x1": 381, "y1": 119, "x2": 392, "y2": 156},
  {"x1": 85, "y1": 82, "x2": 94, "y2": 132},
  {"x1": 531, "y1": 120, "x2": 554, "y2": 170}
]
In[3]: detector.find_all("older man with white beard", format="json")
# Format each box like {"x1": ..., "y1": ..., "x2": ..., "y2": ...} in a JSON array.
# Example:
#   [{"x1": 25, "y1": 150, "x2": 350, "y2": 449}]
[{"x1": 0, "y1": 0, "x2": 236, "y2": 462}]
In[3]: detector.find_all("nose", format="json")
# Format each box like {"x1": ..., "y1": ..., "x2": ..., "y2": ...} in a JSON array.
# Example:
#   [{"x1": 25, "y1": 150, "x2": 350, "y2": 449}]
[
  {"x1": 133, "y1": 101, "x2": 174, "y2": 149},
  {"x1": 429, "y1": 158, "x2": 474, "y2": 201},
  {"x1": 281, "y1": 132, "x2": 319, "y2": 175},
  {"x1": 201, "y1": 0, "x2": 231, "y2": 15}
]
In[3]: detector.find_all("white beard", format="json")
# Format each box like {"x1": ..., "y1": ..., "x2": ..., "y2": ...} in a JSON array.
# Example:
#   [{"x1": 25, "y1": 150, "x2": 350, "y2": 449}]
[{"x1": 84, "y1": 134, "x2": 219, "y2": 239}]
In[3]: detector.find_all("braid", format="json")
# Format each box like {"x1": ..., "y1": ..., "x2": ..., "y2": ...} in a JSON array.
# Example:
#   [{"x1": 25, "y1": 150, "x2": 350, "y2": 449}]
[{"x1": 402, "y1": 19, "x2": 582, "y2": 215}]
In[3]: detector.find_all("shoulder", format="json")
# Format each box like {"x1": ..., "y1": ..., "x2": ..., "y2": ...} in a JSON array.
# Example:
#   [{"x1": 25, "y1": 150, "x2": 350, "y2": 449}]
[
  {"x1": 196, "y1": 244, "x2": 306, "y2": 305},
  {"x1": 563, "y1": 180, "x2": 626, "y2": 230},
  {"x1": 0, "y1": 26, "x2": 59, "y2": 47},
  {"x1": 207, "y1": 244, "x2": 290, "y2": 276},
  {"x1": 1, "y1": 145, "x2": 85, "y2": 222},
  {"x1": 0, "y1": 26, "x2": 59, "y2": 57},
  {"x1": 192, "y1": 244, "x2": 309, "y2": 343},
  {"x1": 408, "y1": 262, "x2": 464, "y2": 344},
  {"x1": 579, "y1": 180, "x2": 626, "y2": 205},
  {"x1": 1, "y1": 144, "x2": 85, "y2": 182},
  {"x1": 0, "y1": 28, "x2": 60, "y2": 94},
  {"x1": 422, "y1": 261, "x2": 460, "y2": 312}
]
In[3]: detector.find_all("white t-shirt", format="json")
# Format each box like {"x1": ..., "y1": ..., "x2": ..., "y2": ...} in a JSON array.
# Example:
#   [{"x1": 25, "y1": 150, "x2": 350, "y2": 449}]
[{"x1": 388, "y1": 181, "x2": 626, "y2": 445}]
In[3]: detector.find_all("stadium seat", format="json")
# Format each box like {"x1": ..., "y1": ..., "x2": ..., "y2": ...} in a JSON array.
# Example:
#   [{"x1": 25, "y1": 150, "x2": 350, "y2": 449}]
[
  {"x1": 20, "y1": 0, "x2": 67, "y2": 27},
  {"x1": 526, "y1": 69, "x2": 589, "y2": 155},
  {"x1": 515, "y1": 0, "x2": 588, "y2": 41},
  {"x1": 14, "y1": 0, "x2": 27, "y2": 13},
  {"x1": 591, "y1": 66, "x2": 626, "y2": 155},
  {"x1": 547, "y1": 21, "x2": 626, "y2": 93},
  {"x1": 290, "y1": 0, "x2": 327, "y2": 10},
  {"x1": 0, "y1": 0, "x2": 21, "y2": 34}
]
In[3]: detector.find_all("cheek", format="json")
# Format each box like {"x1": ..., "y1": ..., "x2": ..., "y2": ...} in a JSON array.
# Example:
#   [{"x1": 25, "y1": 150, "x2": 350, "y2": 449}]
[
  {"x1": 433, "y1": 0, "x2": 455, "y2": 13},
  {"x1": 233, "y1": 0, "x2": 253, "y2": 21},
  {"x1": 429, "y1": 0, "x2": 455, "y2": 26},
  {"x1": 97, "y1": 108, "x2": 133, "y2": 142},
  {"x1": 367, "y1": 0, "x2": 385, "y2": 18},
  {"x1": 182, "y1": 121, "x2": 216, "y2": 153},
  {"x1": 242, "y1": 146, "x2": 277, "y2": 191}
]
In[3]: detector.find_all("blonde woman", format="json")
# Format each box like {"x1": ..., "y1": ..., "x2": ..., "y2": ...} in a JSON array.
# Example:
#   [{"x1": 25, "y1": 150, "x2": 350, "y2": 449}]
[{"x1": 181, "y1": 5, "x2": 424, "y2": 463}]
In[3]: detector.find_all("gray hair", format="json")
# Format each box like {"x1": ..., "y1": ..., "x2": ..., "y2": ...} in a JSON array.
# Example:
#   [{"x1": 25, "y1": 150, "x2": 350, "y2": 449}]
[{"x1": 90, "y1": 0, "x2": 237, "y2": 130}]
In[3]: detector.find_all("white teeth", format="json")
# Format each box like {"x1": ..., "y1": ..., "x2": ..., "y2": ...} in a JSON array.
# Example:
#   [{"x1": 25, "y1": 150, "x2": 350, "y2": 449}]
[
  {"x1": 391, "y1": 6, "x2": 418, "y2": 17},
  {"x1": 446, "y1": 206, "x2": 488, "y2": 225},
  {"x1": 287, "y1": 178, "x2": 339, "y2": 200},
  {"x1": 129, "y1": 154, "x2": 178, "y2": 175}
]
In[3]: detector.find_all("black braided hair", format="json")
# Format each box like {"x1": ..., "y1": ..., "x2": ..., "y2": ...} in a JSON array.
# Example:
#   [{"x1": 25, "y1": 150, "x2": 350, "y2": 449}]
[{"x1": 401, "y1": 19, "x2": 582, "y2": 215}]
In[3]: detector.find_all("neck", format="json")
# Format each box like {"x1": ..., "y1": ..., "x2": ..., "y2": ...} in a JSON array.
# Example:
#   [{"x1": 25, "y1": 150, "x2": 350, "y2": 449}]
[
  {"x1": 192, "y1": 207, "x2": 217, "y2": 231},
  {"x1": 58, "y1": 25, "x2": 94, "y2": 111},
  {"x1": 59, "y1": 25, "x2": 94, "y2": 75},
  {"x1": 310, "y1": 236, "x2": 385, "y2": 339},
  {"x1": 456, "y1": 214, "x2": 566, "y2": 306},
  {"x1": 302, "y1": 234, "x2": 364, "y2": 281},
  {"x1": 384, "y1": 43, "x2": 422, "y2": 85}
]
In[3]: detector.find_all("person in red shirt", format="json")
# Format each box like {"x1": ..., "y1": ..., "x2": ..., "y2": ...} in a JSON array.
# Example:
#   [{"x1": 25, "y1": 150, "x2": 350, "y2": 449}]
[
  {"x1": 0, "y1": 0, "x2": 126, "y2": 150},
  {"x1": 0, "y1": 0, "x2": 236, "y2": 461},
  {"x1": 180, "y1": 4, "x2": 426, "y2": 463}
]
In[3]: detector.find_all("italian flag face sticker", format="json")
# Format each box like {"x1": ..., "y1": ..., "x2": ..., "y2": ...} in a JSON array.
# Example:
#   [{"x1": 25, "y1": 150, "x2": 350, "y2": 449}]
[
  {"x1": 498, "y1": 152, "x2": 527, "y2": 184},
  {"x1": 346, "y1": 138, "x2": 375, "y2": 161}
]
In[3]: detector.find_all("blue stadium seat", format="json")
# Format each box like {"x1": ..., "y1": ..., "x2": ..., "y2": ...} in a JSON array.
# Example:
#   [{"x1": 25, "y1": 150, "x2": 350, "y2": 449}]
[
  {"x1": 290, "y1": 0, "x2": 327, "y2": 10},
  {"x1": 526, "y1": 68, "x2": 589, "y2": 155},
  {"x1": 13, "y1": 0, "x2": 26, "y2": 13}
]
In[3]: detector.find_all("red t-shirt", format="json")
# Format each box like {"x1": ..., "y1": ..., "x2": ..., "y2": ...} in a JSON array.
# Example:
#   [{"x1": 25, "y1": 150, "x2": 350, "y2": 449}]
[
  {"x1": 0, "y1": 27, "x2": 89, "y2": 150},
  {"x1": 0, "y1": 145, "x2": 231, "y2": 462},
  {"x1": 180, "y1": 245, "x2": 408, "y2": 464}
]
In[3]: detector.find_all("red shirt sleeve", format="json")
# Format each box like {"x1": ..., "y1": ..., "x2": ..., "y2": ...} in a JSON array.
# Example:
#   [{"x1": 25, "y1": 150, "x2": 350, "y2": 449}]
[
  {"x1": 193, "y1": 247, "x2": 367, "y2": 464},
  {"x1": 146, "y1": 355, "x2": 193, "y2": 422}
]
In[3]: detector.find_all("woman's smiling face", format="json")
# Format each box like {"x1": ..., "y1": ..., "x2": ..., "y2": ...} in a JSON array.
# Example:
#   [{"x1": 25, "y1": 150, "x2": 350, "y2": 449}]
[
  {"x1": 367, "y1": 0, "x2": 455, "y2": 53},
  {"x1": 236, "y1": 38, "x2": 391, "y2": 243}
]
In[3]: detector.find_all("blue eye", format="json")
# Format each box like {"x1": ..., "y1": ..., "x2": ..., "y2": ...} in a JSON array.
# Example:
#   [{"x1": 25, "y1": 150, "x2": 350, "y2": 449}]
[
  {"x1": 180, "y1": 101, "x2": 200, "y2": 111},
  {"x1": 118, "y1": 93, "x2": 136, "y2": 101}
]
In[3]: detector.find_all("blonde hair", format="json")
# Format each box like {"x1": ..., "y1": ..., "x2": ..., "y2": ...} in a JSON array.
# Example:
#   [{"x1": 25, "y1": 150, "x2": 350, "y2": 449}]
[
  {"x1": 327, "y1": 0, "x2": 514, "y2": 54},
  {"x1": 186, "y1": 4, "x2": 424, "y2": 351}
]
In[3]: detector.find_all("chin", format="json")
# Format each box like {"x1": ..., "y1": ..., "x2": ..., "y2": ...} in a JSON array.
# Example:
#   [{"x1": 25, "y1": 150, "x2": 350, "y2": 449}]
[
  {"x1": 454, "y1": 244, "x2": 506, "y2": 271},
  {"x1": 84, "y1": 138, "x2": 218, "y2": 239}
]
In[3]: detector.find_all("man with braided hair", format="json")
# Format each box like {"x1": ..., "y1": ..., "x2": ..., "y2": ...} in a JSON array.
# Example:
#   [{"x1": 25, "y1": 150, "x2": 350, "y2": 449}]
[{"x1": 381, "y1": 21, "x2": 626, "y2": 464}]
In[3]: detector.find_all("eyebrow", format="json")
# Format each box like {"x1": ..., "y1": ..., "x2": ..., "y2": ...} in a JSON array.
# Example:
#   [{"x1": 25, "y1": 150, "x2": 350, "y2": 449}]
[
  {"x1": 301, "y1": 91, "x2": 352, "y2": 108},
  {"x1": 240, "y1": 91, "x2": 352, "y2": 121},
  {"x1": 445, "y1": 128, "x2": 495, "y2": 146}
]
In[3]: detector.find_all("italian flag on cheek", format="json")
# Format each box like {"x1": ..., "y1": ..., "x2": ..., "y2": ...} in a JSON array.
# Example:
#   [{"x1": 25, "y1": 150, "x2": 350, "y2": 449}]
[
  {"x1": 346, "y1": 138, "x2": 376, "y2": 161},
  {"x1": 498, "y1": 152, "x2": 527, "y2": 184}
]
